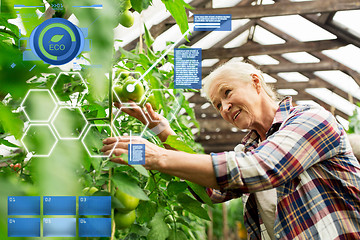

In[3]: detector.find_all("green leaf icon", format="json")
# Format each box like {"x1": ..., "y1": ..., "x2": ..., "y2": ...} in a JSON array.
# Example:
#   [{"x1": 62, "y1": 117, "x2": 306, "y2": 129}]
[{"x1": 49, "y1": 35, "x2": 64, "y2": 43}]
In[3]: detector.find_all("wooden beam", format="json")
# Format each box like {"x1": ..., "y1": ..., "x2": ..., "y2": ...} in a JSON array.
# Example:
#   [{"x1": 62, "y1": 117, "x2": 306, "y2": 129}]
[
  {"x1": 188, "y1": 92, "x2": 209, "y2": 103},
  {"x1": 267, "y1": 72, "x2": 352, "y2": 117},
  {"x1": 186, "y1": 0, "x2": 360, "y2": 20},
  {"x1": 273, "y1": 79, "x2": 328, "y2": 89},
  {"x1": 211, "y1": 20, "x2": 256, "y2": 48},
  {"x1": 265, "y1": 50, "x2": 360, "y2": 103},
  {"x1": 119, "y1": 0, "x2": 210, "y2": 51},
  {"x1": 256, "y1": 20, "x2": 298, "y2": 42},
  {"x1": 294, "y1": 90, "x2": 349, "y2": 119},
  {"x1": 303, "y1": 14, "x2": 360, "y2": 49},
  {"x1": 186, "y1": 0, "x2": 256, "y2": 47},
  {"x1": 203, "y1": 61, "x2": 340, "y2": 76},
  {"x1": 316, "y1": 12, "x2": 336, "y2": 25},
  {"x1": 202, "y1": 40, "x2": 346, "y2": 59},
  {"x1": 260, "y1": 61, "x2": 340, "y2": 73},
  {"x1": 310, "y1": 52, "x2": 360, "y2": 86},
  {"x1": 298, "y1": 71, "x2": 360, "y2": 103}
]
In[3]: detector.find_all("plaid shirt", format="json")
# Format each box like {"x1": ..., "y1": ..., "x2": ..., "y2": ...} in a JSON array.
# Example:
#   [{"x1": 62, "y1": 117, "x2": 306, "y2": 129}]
[{"x1": 207, "y1": 97, "x2": 360, "y2": 239}]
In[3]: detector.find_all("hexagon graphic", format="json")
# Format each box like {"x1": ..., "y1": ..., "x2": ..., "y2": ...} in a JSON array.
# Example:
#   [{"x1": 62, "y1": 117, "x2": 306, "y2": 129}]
[
  {"x1": 112, "y1": 71, "x2": 149, "y2": 105},
  {"x1": 21, "y1": 89, "x2": 57, "y2": 122},
  {"x1": 51, "y1": 72, "x2": 88, "y2": 107},
  {"x1": 113, "y1": 105, "x2": 149, "y2": 138},
  {"x1": 82, "y1": 124, "x2": 119, "y2": 158},
  {"x1": 141, "y1": 89, "x2": 181, "y2": 124},
  {"x1": 21, "y1": 124, "x2": 58, "y2": 157},
  {"x1": 51, "y1": 106, "x2": 88, "y2": 140}
]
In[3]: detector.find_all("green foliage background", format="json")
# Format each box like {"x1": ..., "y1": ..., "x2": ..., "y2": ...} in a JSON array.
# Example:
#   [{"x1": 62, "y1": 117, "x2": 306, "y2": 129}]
[{"x1": 0, "y1": 0, "x2": 212, "y2": 239}]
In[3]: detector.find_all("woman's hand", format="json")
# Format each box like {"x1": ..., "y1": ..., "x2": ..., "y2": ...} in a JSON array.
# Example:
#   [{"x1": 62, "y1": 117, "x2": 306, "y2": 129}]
[
  {"x1": 114, "y1": 101, "x2": 176, "y2": 142},
  {"x1": 101, "y1": 136, "x2": 219, "y2": 188},
  {"x1": 101, "y1": 136, "x2": 165, "y2": 170}
]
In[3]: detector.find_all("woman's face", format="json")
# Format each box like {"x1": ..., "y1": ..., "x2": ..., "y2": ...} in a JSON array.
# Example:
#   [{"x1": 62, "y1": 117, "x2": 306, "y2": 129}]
[{"x1": 209, "y1": 75, "x2": 262, "y2": 130}]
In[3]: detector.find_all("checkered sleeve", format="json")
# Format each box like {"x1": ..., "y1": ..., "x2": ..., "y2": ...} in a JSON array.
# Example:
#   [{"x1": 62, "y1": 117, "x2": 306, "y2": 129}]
[{"x1": 212, "y1": 106, "x2": 342, "y2": 192}]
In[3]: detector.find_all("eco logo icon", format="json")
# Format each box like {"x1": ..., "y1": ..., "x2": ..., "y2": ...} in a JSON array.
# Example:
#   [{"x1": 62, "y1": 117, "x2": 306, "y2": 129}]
[{"x1": 29, "y1": 18, "x2": 84, "y2": 65}]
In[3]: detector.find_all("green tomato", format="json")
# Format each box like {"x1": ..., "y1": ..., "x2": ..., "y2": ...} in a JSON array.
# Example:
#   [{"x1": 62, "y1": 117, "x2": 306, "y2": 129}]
[
  {"x1": 82, "y1": 187, "x2": 98, "y2": 195},
  {"x1": 121, "y1": 77, "x2": 145, "y2": 102},
  {"x1": 119, "y1": 0, "x2": 132, "y2": 11},
  {"x1": 115, "y1": 189, "x2": 140, "y2": 212},
  {"x1": 116, "y1": 69, "x2": 130, "y2": 79},
  {"x1": 114, "y1": 210, "x2": 136, "y2": 229},
  {"x1": 114, "y1": 85, "x2": 128, "y2": 102},
  {"x1": 118, "y1": 10, "x2": 134, "y2": 28},
  {"x1": 146, "y1": 94, "x2": 159, "y2": 110}
]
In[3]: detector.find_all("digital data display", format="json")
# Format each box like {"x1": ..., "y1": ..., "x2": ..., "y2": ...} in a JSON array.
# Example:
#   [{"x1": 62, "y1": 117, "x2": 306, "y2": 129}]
[{"x1": 7, "y1": 196, "x2": 111, "y2": 238}]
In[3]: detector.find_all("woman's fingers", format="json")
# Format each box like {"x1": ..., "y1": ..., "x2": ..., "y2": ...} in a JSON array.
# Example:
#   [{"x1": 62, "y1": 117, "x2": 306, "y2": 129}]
[
  {"x1": 120, "y1": 107, "x2": 142, "y2": 119},
  {"x1": 102, "y1": 137, "x2": 118, "y2": 145},
  {"x1": 115, "y1": 136, "x2": 142, "y2": 143},
  {"x1": 111, "y1": 157, "x2": 128, "y2": 165},
  {"x1": 145, "y1": 103, "x2": 160, "y2": 121},
  {"x1": 104, "y1": 148, "x2": 127, "y2": 157},
  {"x1": 114, "y1": 102, "x2": 121, "y2": 109},
  {"x1": 101, "y1": 141, "x2": 129, "y2": 152}
]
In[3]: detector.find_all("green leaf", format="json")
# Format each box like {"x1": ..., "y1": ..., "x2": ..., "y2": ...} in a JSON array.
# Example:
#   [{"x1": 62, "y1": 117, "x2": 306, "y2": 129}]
[
  {"x1": 121, "y1": 153, "x2": 129, "y2": 163},
  {"x1": 167, "y1": 181, "x2": 187, "y2": 195},
  {"x1": 90, "y1": 157, "x2": 101, "y2": 172},
  {"x1": 136, "y1": 200, "x2": 157, "y2": 224},
  {"x1": 143, "y1": 23, "x2": 154, "y2": 48},
  {"x1": 49, "y1": 34, "x2": 64, "y2": 43},
  {"x1": 129, "y1": 224, "x2": 150, "y2": 237},
  {"x1": 0, "y1": 103, "x2": 24, "y2": 139},
  {"x1": 81, "y1": 156, "x2": 91, "y2": 171},
  {"x1": 348, "y1": 108, "x2": 360, "y2": 134},
  {"x1": 160, "y1": 173, "x2": 173, "y2": 181},
  {"x1": 162, "y1": 0, "x2": 192, "y2": 40},
  {"x1": 147, "y1": 211, "x2": 170, "y2": 240},
  {"x1": 91, "y1": 190, "x2": 125, "y2": 209},
  {"x1": 167, "y1": 230, "x2": 188, "y2": 240},
  {"x1": 163, "y1": 135, "x2": 195, "y2": 153},
  {"x1": 177, "y1": 193, "x2": 210, "y2": 220},
  {"x1": 0, "y1": 138, "x2": 19, "y2": 148},
  {"x1": 175, "y1": 216, "x2": 190, "y2": 228},
  {"x1": 139, "y1": 53, "x2": 152, "y2": 68},
  {"x1": 119, "y1": 47, "x2": 140, "y2": 61},
  {"x1": 112, "y1": 172, "x2": 149, "y2": 200},
  {"x1": 186, "y1": 181, "x2": 213, "y2": 207},
  {"x1": 133, "y1": 165, "x2": 149, "y2": 177},
  {"x1": 131, "y1": 0, "x2": 152, "y2": 13}
]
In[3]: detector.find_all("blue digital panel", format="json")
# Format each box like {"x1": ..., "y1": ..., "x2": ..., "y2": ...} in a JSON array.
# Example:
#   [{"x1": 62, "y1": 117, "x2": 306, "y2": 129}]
[
  {"x1": 174, "y1": 48, "x2": 202, "y2": 89},
  {"x1": 8, "y1": 218, "x2": 40, "y2": 237},
  {"x1": 78, "y1": 196, "x2": 111, "y2": 215},
  {"x1": 194, "y1": 14, "x2": 232, "y2": 31},
  {"x1": 79, "y1": 218, "x2": 111, "y2": 237},
  {"x1": 8, "y1": 196, "x2": 40, "y2": 215},
  {"x1": 43, "y1": 218, "x2": 76, "y2": 237},
  {"x1": 43, "y1": 196, "x2": 76, "y2": 215},
  {"x1": 128, "y1": 144, "x2": 145, "y2": 165}
]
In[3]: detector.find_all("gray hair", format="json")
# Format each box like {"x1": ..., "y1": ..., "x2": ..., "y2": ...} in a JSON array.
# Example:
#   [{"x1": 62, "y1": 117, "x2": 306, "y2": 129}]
[{"x1": 202, "y1": 61, "x2": 278, "y2": 102}]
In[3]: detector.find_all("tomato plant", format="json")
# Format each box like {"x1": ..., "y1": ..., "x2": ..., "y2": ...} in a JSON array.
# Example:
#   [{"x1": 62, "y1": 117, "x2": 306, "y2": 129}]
[
  {"x1": 115, "y1": 77, "x2": 145, "y2": 103},
  {"x1": 82, "y1": 187, "x2": 99, "y2": 195},
  {"x1": 114, "y1": 210, "x2": 137, "y2": 229},
  {"x1": 0, "y1": 0, "x2": 212, "y2": 239},
  {"x1": 115, "y1": 189, "x2": 139, "y2": 212}
]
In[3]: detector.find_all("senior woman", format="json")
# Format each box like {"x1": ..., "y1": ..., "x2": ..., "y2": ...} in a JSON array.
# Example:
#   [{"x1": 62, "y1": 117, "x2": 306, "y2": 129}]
[{"x1": 102, "y1": 62, "x2": 360, "y2": 239}]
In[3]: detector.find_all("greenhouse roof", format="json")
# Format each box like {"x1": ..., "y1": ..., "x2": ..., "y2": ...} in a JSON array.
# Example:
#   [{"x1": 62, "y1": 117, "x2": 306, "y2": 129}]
[{"x1": 57, "y1": 0, "x2": 360, "y2": 152}]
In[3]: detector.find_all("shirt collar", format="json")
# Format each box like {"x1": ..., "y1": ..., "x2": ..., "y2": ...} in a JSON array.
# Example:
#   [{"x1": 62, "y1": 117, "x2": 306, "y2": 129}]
[
  {"x1": 272, "y1": 96, "x2": 293, "y2": 125},
  {"x1": 240, "y1": 96, "x2": 293, "y2": 149}
]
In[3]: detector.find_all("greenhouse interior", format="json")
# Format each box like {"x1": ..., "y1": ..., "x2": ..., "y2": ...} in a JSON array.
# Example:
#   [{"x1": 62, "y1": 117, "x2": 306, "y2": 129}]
[{"x1": 0, "y1": 0, "x2": 359, "y2": 239}]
